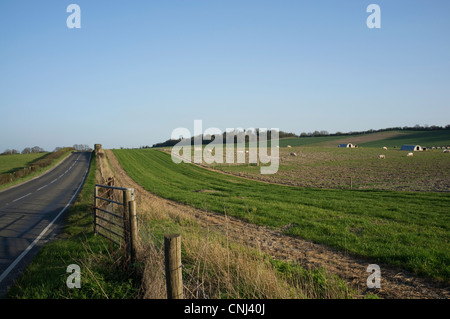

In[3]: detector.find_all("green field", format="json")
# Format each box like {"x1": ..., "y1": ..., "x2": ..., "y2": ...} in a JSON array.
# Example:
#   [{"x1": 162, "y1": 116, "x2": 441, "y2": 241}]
[
  {"x1": 0, "y1": 148, "x2": 75, "y2": 190},
  {"x1": 113, "y1": 149, "x2": 450, "y2": 283},
  {"x1": 0, "y1": 153, "x2": 48, "y2": 174}
]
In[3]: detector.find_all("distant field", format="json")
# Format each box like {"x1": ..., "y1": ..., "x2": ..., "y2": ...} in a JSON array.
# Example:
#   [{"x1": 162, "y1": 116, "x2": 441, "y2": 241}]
[
  {"x1": 359, "y1": 130, "x2": 450, "y2": 148},
  {"x1": 0, "y1": 153, "x2": 48, "y2": 174},
  {"x1": 113, "y1": 149, "x2": 450, "y2": 282},
  {"x1": 277, "y1": 130, "x2": 450, "y2": 148},
  {"x1": 278, "y1": 135, "x2": 345, "y2": 147},
  {"x1": 211, "y1": 146, "x2": 450, "y2": 192},
  {"x1": 0, "y1": 148, "x2": 74, "y2": 190},
  {"x1": 173, "y1": 129, "x2": 450, "y2": 192}
]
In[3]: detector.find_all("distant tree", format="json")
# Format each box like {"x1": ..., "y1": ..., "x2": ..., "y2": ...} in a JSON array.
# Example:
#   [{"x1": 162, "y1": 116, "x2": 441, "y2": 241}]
[
  {"x1": 22, "y1": 147, "x2": 32, "y2": 154},
  {"x1": 31, "y1": 146, "x2": 45, "y2": 153},
  {"x1": 1, "y1": 149, "x2": 12, "y2": 155},
  {"x1": 1, "y1": 149, "x2": 19, "y2": 155},
  {"x1": 73, "y1": 144, "x2": 92, "y2": 151},
  {"x1": 278, "y1": 130, "x2": 297, "y2": 139}
]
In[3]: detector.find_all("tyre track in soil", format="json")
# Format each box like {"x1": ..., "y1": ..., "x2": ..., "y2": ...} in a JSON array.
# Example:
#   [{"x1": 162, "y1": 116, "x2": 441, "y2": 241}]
[{"x1": 103, "y1": 149, "x2": 449, "y2": 299}]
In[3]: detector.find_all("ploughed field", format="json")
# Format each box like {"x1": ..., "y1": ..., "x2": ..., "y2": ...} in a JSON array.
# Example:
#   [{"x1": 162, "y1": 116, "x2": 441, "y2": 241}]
[
  {"x1": 210, "y1": 146, "x2": 450, "y2": 192},
  {"x1": 113, "y1": 149, "x2": 450, "y2": 283}
]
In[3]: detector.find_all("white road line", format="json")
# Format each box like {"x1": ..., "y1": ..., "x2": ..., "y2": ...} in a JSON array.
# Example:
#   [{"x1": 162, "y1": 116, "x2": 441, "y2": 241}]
[
  {"x1": 50, "y1": 179, "x2": 58, "y2": 184},
  {"x1": 37, "y1": 185, "x2": 48, "y2": 191},
  {"x1": 12, "y1": 193, "x2": 32, "y2": 203},
  {"x1": 0, "y1": 153, "x2": 91, "y2": 285}
]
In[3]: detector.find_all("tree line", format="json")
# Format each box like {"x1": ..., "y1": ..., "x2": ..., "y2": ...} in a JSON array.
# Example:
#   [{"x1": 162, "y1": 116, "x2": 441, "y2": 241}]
[
  {"x1": 299, "y1": 124, "x2": 450, "y2": 137},
  {"x1": 147, "y1": 129, "x2": 297, "y2": 149},
  {"x1": 147, "y1": 124, "x2": 450, "y2": 149},
  {"x1": 1, "y1": 144, "x2": 92, "y2": 155}
]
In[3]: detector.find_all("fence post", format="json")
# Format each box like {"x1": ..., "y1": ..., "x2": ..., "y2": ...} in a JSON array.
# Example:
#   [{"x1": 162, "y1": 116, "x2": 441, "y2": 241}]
[
  {"x1": 129, "y1": 199, "x2": 138, "y2": 264},
  {"x1": 94, "y1": 186, "x2": 98, "y2": 234},
  {"x1": 164, "y1": 234, "x2": 183, "y2": 299},
  {"x1": 123, "y1": 189, "x2": 132, "y2": 263}
]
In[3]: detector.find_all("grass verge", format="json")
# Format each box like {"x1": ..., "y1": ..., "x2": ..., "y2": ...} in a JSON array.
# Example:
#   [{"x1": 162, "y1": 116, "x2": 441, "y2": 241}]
[{"x1": 124, "y1": 197, "x2": 355, "y2": 299}]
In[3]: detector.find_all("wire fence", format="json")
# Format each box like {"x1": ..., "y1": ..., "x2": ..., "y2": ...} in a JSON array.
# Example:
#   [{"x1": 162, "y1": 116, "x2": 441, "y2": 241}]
[
  {"x1": 94, "y1": 178, "x2": 209, "y2": 299},
  {"x1": 136, "y1": 214, "x2": 210, "y2": 299}
]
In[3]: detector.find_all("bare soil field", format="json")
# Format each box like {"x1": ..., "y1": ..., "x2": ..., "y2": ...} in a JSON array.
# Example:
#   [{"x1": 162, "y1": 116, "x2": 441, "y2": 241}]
[
  {"x1": 211, "y1": 147, "x2": 450, "y2": 192},
  {"x1": 102, "y1": 149, "x2": 449, "y2": 299}
]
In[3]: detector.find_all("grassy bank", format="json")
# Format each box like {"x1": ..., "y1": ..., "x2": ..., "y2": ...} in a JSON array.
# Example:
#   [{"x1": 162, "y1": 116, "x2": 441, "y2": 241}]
[
  {"x1": 113, "y1": 149, "x2": 450, "y2": 283},
  {"x1": 5, "y1": 154, "x2": 139, "y2": 299}
]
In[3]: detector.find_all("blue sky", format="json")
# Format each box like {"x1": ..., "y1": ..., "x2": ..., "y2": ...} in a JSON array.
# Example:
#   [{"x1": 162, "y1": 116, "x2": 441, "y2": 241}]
[{"x1": 1, "y1": 1, "x2": 449, "y2": 151}]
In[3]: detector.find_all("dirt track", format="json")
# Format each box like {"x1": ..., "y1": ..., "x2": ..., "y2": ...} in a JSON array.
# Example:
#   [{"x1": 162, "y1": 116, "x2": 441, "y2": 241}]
[{"x1": 102, "y1": 149, "x2": 449, "y2": 299}]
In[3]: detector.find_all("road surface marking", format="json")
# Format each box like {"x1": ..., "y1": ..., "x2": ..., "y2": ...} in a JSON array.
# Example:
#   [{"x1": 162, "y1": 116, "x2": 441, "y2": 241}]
[
  {"x1": 37, "y1": 185, "x2": 48, "y2": 191},
  {"x1": 12, "y1": 193, "x2": 32, "y2": 203},
  {"x1": 0, "y1": 153, "x2": 91, "y2": 285}
]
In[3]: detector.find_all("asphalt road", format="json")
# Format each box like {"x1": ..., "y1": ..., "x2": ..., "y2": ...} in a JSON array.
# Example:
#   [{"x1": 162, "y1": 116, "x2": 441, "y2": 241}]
[{"x1": 0, "y1": 151, "x2": 92, "y2": 297}]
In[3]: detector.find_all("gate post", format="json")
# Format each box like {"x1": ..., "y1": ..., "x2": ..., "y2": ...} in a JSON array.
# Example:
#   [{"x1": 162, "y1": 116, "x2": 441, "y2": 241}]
[
  {"x1": 94, "y1": 186, "x2": 98, "y2": 234},
  {"x1": 129, "y1": 199, "x2": 138, "y2": 264}
]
